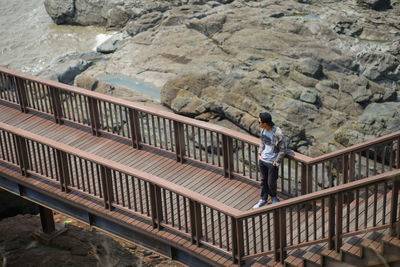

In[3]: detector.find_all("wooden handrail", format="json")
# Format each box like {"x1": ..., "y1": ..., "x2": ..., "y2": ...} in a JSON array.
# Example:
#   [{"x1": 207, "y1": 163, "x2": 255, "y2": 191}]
[
  {"x1": 0, "y1": 121, "x2": 239, "y2": 217},
  {"x1": 308, "y1": 131, "x2": 400, "y2": 164},
  {"x1": 0, "y1": 67, "x2": 260, "y2": 145},
  {"x1": 238, "y1": 169, "x2": 400, "y2": 218}
]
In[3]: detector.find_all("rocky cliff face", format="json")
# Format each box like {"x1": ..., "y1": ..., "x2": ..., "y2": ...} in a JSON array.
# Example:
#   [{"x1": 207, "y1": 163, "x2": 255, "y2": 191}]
[{"x1": 44, "y1": 0, "x2": 400, "y2": 156}]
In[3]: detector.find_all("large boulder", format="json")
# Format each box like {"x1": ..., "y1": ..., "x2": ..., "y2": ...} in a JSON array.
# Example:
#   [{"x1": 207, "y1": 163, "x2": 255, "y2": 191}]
[
  {"x1": 37, "y1": 52, "x2": 105, "y2": 84},
  {"x1": 43, "y1": 0, "x2": 75, "y2": 24},
  {"x1": 358, "y1": 102, "x2": 400, "y2": 134},
  {"x1": 357, "y1": 52, "x2": 400, "y2": 83}
]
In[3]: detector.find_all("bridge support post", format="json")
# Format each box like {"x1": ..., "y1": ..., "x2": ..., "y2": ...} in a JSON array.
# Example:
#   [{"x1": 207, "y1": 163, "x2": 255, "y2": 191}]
[
  {"x1": 222, "y1": 135, "x2": 233, "y2": 178},
  {"x1": 273, "y1": 208, "x2": 287, "y2": 263},
  {"x1": 88, "y1": 97, "x2": 101, "y2": 136},
  {"x1": 189, "y1": 200, "x2": 202, "y2": 246},
  {"x1": 15, "y1": 77, "x2": 29, "y2": 113},
  {"x1": 173, "y1": 121, "x2": 185, "y2": 163},
  {"x1": 49, "y1": 87, "x2": 63, "y2": 124},
  {"x1": 32, "y1": 205, "x2": 67, "y2": 245},
  {"x1": 128, "y1": 109, "x2": 141, "y2": 149},
  {"x1": 13, "y1": 135, "x2": 30, "y2": 176},
  {"x1": 100, "y1": 166, "x2": 114, "y2": 211},
  {"x1": 149, "y1": 183, "x2": 163, "y2": 229}
]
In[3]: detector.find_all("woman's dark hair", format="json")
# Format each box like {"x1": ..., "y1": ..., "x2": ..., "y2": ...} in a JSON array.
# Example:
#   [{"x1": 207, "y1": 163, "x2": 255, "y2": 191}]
[{"x1": 259, "y1": 112, "x2": 275, "y2": 127}]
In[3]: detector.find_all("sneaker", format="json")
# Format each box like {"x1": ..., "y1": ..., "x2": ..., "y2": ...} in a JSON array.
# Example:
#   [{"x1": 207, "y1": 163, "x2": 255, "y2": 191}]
[
  {"x1": 253, "y1": 199, "x2": 267, "y2": 209},
  {"x1": 271, "y1": 197, "x2": 279, "y2": 204}
]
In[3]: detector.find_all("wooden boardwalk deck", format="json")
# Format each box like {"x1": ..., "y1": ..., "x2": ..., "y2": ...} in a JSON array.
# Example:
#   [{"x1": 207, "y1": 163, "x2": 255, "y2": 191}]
[
  {"x1": 0, "y1": 66, "x2": 399, "y2": 267},
  {"x1": 0, "y1": 101, "x2": 261, "y2": 211}
]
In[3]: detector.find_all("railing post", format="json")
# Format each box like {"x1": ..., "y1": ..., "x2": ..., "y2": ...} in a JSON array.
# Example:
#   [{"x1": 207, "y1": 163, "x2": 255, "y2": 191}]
[
  {"x1": 173, "y1": 121, "x2": 185, "y2": 163},
  {"x1": 349, "y1": 152, "x2": 355, "y2": 181},
  {"x1": 231, "y1": 217, "x2": 244, "y2": 265},
  {"x1": 222, "y1": 135, "x2": 234, "y2": 178},
  {"x1": 49, "y1": 87, "x2": 63, "y2": 124},
  {"x1": 13, "y1": 135, "x2": 30, "y2": 177},
  {"x1": 328, "y1": 194, "x2": 335, "y2": 249},
  {"x1": 396, "y1": 138, "x2": 400, "y2": 169},
  {"x1": 301, "y1": 163, "x2": 307, "y2": 195},
  {"x1": 14, "y1": 77, "x2": 29, "y2": 113},
  {"x1": 100, "y1": 166, "x2": 114, "y2": 211},
  {"x1": 390, "y1": 176, "x2": 400, "y2": 237},
  {"x1": 273, "y1": 208, "x2": 287, "y2": 263},
  {"x1": 88, "y1": 97, "x2": 100, "y2": 136},
  {"x1": 55, "y1": 150, "x2": 70, "y2": 192},
  {"x1": 189, "y1": 200, "x2": 202, "y2": 246},
  {"x1": 335, "y1": 192, "x2": 343, "y2": 252},
  {"x1": 343, "y1": 154, "x2": 349, "y2": 184},
  {"x1": 128, "y1": 109, "x2": 141, "y2": 149},
  {"x1": 149, "y1": 183, "x2": 163, "y2": 229}
]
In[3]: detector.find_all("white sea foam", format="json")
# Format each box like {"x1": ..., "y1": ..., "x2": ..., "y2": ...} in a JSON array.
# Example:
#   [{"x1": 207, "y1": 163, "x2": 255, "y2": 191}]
[{"x1": 93, "y1": 33, "x2": 116, "y2": 51}]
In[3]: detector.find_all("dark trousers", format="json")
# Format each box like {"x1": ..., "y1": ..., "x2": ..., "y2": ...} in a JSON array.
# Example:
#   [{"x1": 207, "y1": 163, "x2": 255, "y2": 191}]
[{"x1": 259, "y1": 160, "x2": 278, "y2": 200}]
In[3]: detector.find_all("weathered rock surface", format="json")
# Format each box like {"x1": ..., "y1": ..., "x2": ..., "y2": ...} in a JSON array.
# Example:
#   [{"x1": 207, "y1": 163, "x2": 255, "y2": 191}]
[
  {"x1": 0, "y1": 214, "x2": 141, "y2": 267},
  {"x1": 44, "y1": 0, "x2": 400, "y2": 156},
  {"x1": 37, "y1": 52, "x2": 107, "y2": 85}
]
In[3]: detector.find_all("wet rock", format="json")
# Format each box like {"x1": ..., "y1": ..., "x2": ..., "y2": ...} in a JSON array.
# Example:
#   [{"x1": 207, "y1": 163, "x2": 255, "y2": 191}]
[{"x1": 37, "y1": 52, "x2": 105, "y2": 85}]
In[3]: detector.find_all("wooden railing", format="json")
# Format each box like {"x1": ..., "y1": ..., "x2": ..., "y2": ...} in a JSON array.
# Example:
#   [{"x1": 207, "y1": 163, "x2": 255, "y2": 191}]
[
  {"x1": 237, "y1": 169, "x2": 400, "y2": 264},
  {"x1": 0, "y1": 121, "x2": 239, "y2": 256},
  {"x1": 1, "y1": 67, "x2": 400, "y2": 265},
  {"x1": 1, "y1": 120, "x2": 400, "y2": 265},
  {"x1": 2, "y1": 67, "x2": 399, "y2": 198}
]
